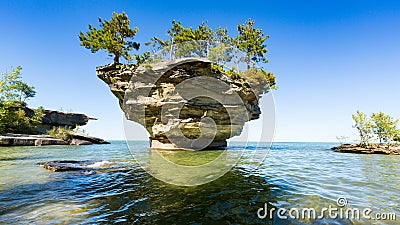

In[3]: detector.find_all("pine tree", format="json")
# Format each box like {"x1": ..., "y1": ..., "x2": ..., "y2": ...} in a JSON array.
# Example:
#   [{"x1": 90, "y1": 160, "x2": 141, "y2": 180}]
[
  {"x1": 234, "y1": 19, "x2": 269, "y2": 69},
  {"x1": 79, "y1": 12, "x2": 140, "y2": 64}
]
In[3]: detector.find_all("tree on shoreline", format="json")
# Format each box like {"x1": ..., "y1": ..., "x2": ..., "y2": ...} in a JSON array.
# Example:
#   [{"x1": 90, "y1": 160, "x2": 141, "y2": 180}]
[
  {"x1": 371, "y1": 112, "x2": 399, "y2": 145},
  {"x1": 352, "y1": 110, "x2": 374, "y2": 147},
  {"x1": 79, "y1": 12, "x2": 140, "y2": 64},
  {"x1": 0, "y1": 67, "x2": 43, "y2": 134},
  {"x1": 0, "y1": 66, "x2": 36, "y2": 102},
  {"x1": 352, "y1": 110, "x2": 400, "y2": 147}
]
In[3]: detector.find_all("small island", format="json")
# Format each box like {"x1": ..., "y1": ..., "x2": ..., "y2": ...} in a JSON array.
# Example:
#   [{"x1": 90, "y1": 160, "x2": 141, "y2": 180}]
[
  {"x1": 79, "y1": 12, "x2": 275, "y2": 150},
  {"x1": 332, "y1": 110, "x2": 400, "y2": 155}
]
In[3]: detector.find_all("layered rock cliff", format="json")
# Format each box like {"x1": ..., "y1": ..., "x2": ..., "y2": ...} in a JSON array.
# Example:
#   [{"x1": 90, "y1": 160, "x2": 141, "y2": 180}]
[
  {"x1": 97, "y1": 58, "x2": 262, "y2": 150},
  {"x1": 21, "y1": 107, "x2": 93, "y2": 134},
  {"x1": 0, "y1": 107, "x2": 109, "y2": 146}
]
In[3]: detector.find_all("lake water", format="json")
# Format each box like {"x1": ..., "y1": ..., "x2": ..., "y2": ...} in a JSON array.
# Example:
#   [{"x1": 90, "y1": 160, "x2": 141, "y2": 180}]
[{"x1": 0, "y1": 141, "x2": 398, "y2": 224}]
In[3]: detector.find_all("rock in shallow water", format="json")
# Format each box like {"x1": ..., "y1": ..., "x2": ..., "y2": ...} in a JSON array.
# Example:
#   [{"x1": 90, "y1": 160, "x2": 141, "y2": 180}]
[
  {"x1": 331, "y1": 144, "x2": 400, "y2": 155},
  {"x1": 39, "y1": 160, "x2": 121, "y2": 172},
  {"x1": 0, "y1": 134, "x2": 110, "y2": 146},
  {"x1": 97, "y1": 58, "x2": 265, "y2": 150},
  {"x1": 0, "y1": 134, "x2": 68, "y2": 146}
]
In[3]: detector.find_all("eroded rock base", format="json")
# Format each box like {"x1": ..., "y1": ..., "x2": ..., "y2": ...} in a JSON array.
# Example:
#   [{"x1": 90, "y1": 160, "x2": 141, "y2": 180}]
[{"x1": 149, "y1": 139, "x2": 227, "y2": 151}]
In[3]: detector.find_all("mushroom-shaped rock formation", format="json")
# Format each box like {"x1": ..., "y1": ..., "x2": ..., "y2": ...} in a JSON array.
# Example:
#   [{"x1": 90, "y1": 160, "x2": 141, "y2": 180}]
[{"x1": 97, "y1": 58, "x2": 262, "y2": 150}]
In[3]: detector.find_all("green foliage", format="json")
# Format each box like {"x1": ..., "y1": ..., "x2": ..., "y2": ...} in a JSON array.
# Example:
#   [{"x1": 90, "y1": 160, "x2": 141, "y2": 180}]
[
  {"x1": 395, "y1": 132, "x2": 400, "y2": 142},
  {"x1": 168, "y1": 20, "x2": 196, "y2": 43},
  {"x1": 141, "y1": 19, "x2": 275, "y2": 94},
  {"x1": 352, "y1": 110, "x2": 400, "y2": 147},
  {"x1": 79, "y1": 12, "x2": 140, "y2": 64},
  {"x1": 133, "y1": 51, "x2": 151, "y2": 64},
  {"x1": 0, "y1": 66, "x2": 36, "y2": 102},
  {"x1": 233, "y1": 19, "x2": 269, "y2": 69},
  {"x1": 151, "y1": 19, "x2": 268, "y2": 66},
  {"x1": 78, "y1": 15, "x2": 276, "y2": 95},
  {"x1": 147, "y1": 20, "x2": 232, "y2": 59},
  {"x1": 0, "y1": 101, "x2": 44, "y2": 134},
  {"x1": 371, "y1": 112, "x2": 399, "y2": 145},
  {"x1": 352, "y1": 110, "x2": 374, "y2": 147},
  {"x1": 240, "y1": 68, "x2": 277, "y2": 93},
  {"x1": 46, "y1": 125, "x2": 88, "y2": 141},
  {"x1": 46, "y1": 126, "x2": 73, "y2": 141},
  {"x1": 210, "y1": 63, "x2": 224, "y2": 74},
  {"x1": 211, "y1": 64, "x2": 276, "y2": 94},
  {"x1": 208, "y1": 42, "x2": 234, "y2": 67},
  {"x1": 0, "y1": 67, "x2": 42, "y2": 134},
  {"x1": 73, "y1": 125, "x2": 88, "y2": 135}
]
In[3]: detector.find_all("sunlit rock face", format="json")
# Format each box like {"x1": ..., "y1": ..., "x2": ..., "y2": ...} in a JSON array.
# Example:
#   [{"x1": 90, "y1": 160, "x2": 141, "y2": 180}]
[
  {"x1": 97, "y1": 58, "x2": 262, "y2": 150},
  {"x1": 20, "y1": 106, "x2": 91, "y2": 134}
]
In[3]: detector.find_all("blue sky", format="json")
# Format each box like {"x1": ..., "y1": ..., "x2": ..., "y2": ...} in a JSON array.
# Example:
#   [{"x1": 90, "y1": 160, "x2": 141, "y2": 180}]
[{"x1": 1, "y1": 0, "x2": 400, "y2": 141}]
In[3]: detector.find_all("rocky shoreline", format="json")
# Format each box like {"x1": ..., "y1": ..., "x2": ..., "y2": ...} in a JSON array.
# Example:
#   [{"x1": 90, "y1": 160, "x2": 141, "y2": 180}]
[
  {"x1": 0, "y1": 133, "x2": 109, "y2": 146},
  {"x1": 0, "y1": 107, "x2": 109, "y2": 146},
  {"x1": 332, "y1": 144, "x2": 400, "y2": 155}
]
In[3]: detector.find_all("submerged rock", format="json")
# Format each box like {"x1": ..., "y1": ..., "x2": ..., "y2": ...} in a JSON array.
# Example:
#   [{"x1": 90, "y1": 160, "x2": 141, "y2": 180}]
[
  {"x1": 39, "y1": 160, "x2": 119, "y2": 172},
  {"x1": 332, "y1": 144, "x2": 400, "y2": 155},
  {"x1": 97, "y1": 58, "x2": 264, "y2": 150},
  {"x1": 70, "y1": 133, "x2": 110, "y2": 145}
]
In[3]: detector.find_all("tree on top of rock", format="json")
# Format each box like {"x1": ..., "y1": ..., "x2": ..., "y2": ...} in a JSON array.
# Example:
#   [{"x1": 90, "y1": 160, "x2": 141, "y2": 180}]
[
  {"x1": 352, "y1": 110, "x2": 374, "y2": 148},
  {"x1": 234, "y1": 19, "x2": 269, "y2": 69},
  {"x1": 79, "y1": 12, "x2": 140, "y2": 64}
]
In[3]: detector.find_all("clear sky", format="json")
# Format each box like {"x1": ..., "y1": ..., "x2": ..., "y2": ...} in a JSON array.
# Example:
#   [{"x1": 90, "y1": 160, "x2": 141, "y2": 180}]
[{"x1": 1, "y1": 0, "x2": 399, "y2": 142}]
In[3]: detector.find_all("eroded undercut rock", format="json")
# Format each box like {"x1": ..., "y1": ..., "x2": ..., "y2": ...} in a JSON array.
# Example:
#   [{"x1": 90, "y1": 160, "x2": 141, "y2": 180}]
[{"x1": 97, "y1": 58, "x2": 262, "y2": 150}]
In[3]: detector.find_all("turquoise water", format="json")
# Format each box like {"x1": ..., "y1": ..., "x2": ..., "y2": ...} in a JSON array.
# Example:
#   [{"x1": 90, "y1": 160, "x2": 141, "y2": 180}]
[{"x1": 0, "y1": 141, "x2": 398, "y2": 224}]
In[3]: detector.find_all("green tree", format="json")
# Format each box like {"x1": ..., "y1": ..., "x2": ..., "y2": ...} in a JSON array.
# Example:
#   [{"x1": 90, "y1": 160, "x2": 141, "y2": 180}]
[
  {"x1": 133, "y1": 51, "x2": 151, "y2": 64},
  {"x1": 149, "y1": 21, "x2": 220, "y2": 59},
  {"x1": 0, "y1": 67, "x2": 43, "y2": 134},
  {"x1": 0, "y1": 101, "x2": 44, "y2": 134},
  {"x1": 394, "y1": 131, "x2": 400, "y2": 142},
  {"x1": 208, "y1": 27, "x2": 234, "y2": 67},
  {"x1": 193, "y1": 21, "x2": 215, "y2": 56},
  {"x1": 0, "y1": 66, "x2": 36, "y2": 102},
  {"x1": 240, "y1": 68, "x2": 276, "y2": 94},
  {"x1": 352, "y1": 110, "x2": 374, "y2": 147},
  {"x1": 167, "y1": 20, "x2": 195, "y2": 44},
  {"x1": 167, "y1": 21, "x2": 200, "y2": 58},
  {"x1": 79, "y1": 12, "x2": 140, "y2": 64},
  {"x1": 371, "y1": 112, "x2": 399, "y2": 145},
  {"x1": 234, "y1": 19, "x2": 269, "y2": 69},
  {"x1": 138, "y1": 19, "x2": 276, "y2": 94}
]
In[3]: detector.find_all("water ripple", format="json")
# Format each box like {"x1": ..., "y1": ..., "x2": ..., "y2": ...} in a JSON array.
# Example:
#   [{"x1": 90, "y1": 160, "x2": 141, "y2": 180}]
[{"x1": 0, "y1": 141, "x2": 398, "y2": 224}]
